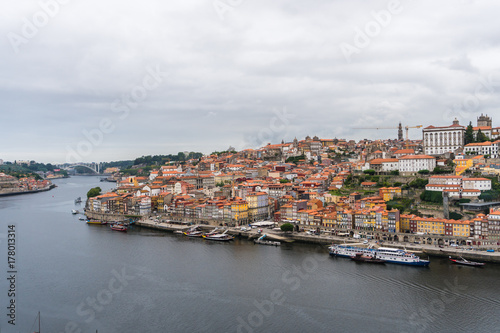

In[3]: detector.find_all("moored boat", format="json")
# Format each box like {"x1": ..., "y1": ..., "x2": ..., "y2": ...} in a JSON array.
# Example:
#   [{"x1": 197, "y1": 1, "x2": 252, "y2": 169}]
[
  {"x1": 203, "y1": 228, "x2": 220, "y2": 237},
  {"x1": 184, "y1": 230, "x2": 203, "y2": 237},
  {"x1": 204, "y1": 230, "x2": 234, "y2": 242},
  {"x1": 86, "y1": 220, "x2": 107, "y2": 225},
  {"x1": 350, "y1": 253, "x2": 385, "y2": 264},
  {"x1": 111, "y1": 224, "x2": 127, "y2": 232},
  {"x1": 329, "y1": 244, "x2": 429, "y2": 267},
  {"x1": 183, "y1": 226, "x2": 203, "y2": 237},
  {"x1": 449, "y1": 256, "x2": 485, "y2": 267},
  {"x1": 254, "y1": 234, "x2": 280, "y2": 246}
]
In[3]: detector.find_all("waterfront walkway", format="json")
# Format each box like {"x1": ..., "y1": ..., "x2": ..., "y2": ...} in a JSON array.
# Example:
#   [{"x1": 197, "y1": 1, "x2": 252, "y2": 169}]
[{"x1": 136, "y1": 218, "x2": 500, "y2": 263}]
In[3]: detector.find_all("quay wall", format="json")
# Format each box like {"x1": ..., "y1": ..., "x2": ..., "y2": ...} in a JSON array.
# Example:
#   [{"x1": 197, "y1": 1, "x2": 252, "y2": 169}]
[
  {"x1": 135, "y1": 219, "x2": 500, "y2": 263},
  {"x1": 0, "y1": 184, "x2": 56, "y2": 197},
  {"x1": 85, "y1": 210, "x2": 127, "y2": 222}
]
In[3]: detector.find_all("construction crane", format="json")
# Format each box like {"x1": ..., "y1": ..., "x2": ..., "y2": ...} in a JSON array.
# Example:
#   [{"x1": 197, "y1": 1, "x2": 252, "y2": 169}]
[
  {"x1": 353, "y1": 123, "x2": 423, "y2": 148},
  {"x1": 353, "y1": 124, "x2": 423, "y2": 141}
]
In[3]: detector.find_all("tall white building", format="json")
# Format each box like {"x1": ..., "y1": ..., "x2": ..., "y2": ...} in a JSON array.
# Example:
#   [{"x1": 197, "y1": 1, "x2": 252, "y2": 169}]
[
  {"x1": 423, "y1": 118, "x2": 465, "y2": 156},
  {"x1": 398, "y1": 155, "x2": 436, "y2": 175}
]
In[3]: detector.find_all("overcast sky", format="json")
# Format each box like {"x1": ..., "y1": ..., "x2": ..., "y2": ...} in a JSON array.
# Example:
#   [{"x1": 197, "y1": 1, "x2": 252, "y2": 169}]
[{"x1": 2, "y1": 0, "x2": 500, "y2": 163}]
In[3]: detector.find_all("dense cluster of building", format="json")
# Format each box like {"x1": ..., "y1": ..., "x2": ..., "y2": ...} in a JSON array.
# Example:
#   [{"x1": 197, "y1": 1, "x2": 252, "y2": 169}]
[
  {"x1": 87, "y1": 114, "x2": 500, "y2": 245},
  {"x1": 0, "y1": 173, "x2": 52, "y2": 194}
]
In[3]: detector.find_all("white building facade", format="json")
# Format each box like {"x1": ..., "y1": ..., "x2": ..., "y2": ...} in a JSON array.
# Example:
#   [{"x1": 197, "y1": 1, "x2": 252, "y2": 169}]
[
  {"x1": 425, "y1": 176, "x2": 491, "y2": 198},
  {"x1": 423, "y1": 119, "x2": 465, "y2": 156},
  {"x1": 463, "y1": 141, "x2": 499, "y2": 158},
  {"x1": 398, "y1": 155, "x2": 436, "y2": 174}
]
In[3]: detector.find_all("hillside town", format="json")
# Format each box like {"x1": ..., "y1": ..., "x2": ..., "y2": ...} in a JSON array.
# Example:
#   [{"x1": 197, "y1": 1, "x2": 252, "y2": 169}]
[
  {"x1": 0, "y1": 172, "x2": 54, "y2": 195},
  {"x1": 86, "y1": 115, "x2": 500, "y2": 246}
]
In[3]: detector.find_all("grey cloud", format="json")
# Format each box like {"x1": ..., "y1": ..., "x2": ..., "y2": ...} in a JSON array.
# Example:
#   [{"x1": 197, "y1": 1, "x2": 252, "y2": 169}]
[{"x1": 2, "y1": 0, "x2": 500, "y2": 163}]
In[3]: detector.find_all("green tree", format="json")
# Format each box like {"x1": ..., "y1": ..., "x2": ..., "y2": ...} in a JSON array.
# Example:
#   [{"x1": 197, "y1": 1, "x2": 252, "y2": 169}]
[
  {"x1": 418, "y1": 169, "x2": 430, "y2": 175},
  {"x1": 476, "y1": 129, "x2": 489, "y2": 142},
  {"x1": 464, "y1": 122, "x2": 474, "y2": 144},
  {"x1": 409, "y1": 209, "x2": 422, "y2": 217},
  {"x1": 280, "y1": 223, "x2": 294, "y2": 232},
  {"x1": 285, "y1": 155, "x2": 306, "y2": 164},
  {"x1": 449, "y1": 212, "x2": 463, "y2": 220},
  {"x1": 177, "y1": 152, "x2": 186, "y2": 161},
  {"x1": 479, "y1": 190, "x2": 499, "y2": 201},
  {"x1": 87, "y1": 187, "x2": 102, "y2": 198},
  {"x1": 279, "y1": 179, "x2": 290, "y2": 183},
  {"x1": 432, "y1": 166, "x2": 448, "y2": 174},
  {"x1": 363, "y1": 169, "x2": 376, "y2": 175},
  {"x1": 420, "y1": 190, "x2": 443, "y2": 203}
]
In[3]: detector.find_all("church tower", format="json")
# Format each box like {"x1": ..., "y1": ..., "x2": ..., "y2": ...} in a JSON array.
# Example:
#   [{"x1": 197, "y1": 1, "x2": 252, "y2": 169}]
[
  {"x1": 398, "y1": 122, "x2": 403, "y2": 141},
  {"x1": 477, "y1": 114, "x2": 492, "y2": 127}
]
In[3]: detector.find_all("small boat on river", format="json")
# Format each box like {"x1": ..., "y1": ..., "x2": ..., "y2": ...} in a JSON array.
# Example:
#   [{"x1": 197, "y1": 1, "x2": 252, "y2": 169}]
[
  {"x1": 111, "y1": 224, "x2": 128, "y2": 232},
  {"x1": 87, "y1": 220, "x2": 107, "y2": 225},
  {"x1": 203, "y1": 230, "x2": 234, "y2": 242},
  {"x1": 449, "y1": 256, "x2": 485, "y2": 267},
  {"x1": 184, "y1": 227, "x2": 203, "y2": 237},
  {"x1": 254, "y1": 234, "x2": 280, "y2": 246}
]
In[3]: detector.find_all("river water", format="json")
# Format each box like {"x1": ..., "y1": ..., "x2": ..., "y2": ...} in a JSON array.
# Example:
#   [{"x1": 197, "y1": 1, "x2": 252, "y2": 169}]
[{"x1": 1, "y1": 176, "x2": 500, "y2": 333}]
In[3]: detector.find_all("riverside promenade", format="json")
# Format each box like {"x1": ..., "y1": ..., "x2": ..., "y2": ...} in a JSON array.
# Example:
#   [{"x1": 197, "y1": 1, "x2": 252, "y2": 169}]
[{"x1": 136, "y1": 218, "x2": 500, "y2": 263}]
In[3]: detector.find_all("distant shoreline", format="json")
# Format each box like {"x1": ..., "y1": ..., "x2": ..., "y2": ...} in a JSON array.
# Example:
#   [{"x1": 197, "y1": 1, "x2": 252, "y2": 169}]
[{"x1": 0, "y1": 184, "x2": 57, "y2": 197}]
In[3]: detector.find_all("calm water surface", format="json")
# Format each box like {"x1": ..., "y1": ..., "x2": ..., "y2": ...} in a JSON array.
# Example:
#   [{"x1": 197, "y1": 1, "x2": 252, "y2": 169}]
[{"x1": 1, "y1": 176, "x2": 500, "y2": 332}]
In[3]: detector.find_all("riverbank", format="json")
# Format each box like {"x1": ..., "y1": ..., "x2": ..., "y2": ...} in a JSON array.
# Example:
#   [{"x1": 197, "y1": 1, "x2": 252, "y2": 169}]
[
  {"x1": 136, "y1": 218, "x2": 500, "y2": 264},
  {"x1": 0, "y1": 184, "x2": 56, "y2": 197}
]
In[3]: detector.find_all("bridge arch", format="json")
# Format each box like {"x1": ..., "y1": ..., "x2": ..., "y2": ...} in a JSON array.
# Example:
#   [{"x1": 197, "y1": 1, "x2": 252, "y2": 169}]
[{"x1": 65, "y1": 164, "x2": 99, "y2": 174}]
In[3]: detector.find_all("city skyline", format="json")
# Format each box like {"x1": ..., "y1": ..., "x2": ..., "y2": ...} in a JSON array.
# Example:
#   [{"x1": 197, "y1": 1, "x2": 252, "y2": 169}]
[{"x1": 3, "y1": 1, "x2": 500, "y2": 163}]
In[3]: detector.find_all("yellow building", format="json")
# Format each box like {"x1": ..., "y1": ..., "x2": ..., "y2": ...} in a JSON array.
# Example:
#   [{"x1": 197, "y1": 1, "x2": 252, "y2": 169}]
[
  {"x1": 379, "y1": 187, "x2": 402, "y2": 202},
  {"x1": 381, "y1": 212, "x2": 388, "y2": 230},
  {"x1": 322, "y1": 213, "x2": 337, "y2": 229},
  {"x1": 231, "y1": 200, "x2": 248, "y2": 223},
  {"x1": 451, "y1": 220, "x2": 470, "y2": 237},
  {"x1": 400, "y1": 214, "x2": 416, "y2": 233},
  {"x1": 454, "y1": 158, "x2": 473, "y2": 176},
  {"x1": 416, "y1": 217, "x2": 445, "y2": 235}
]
